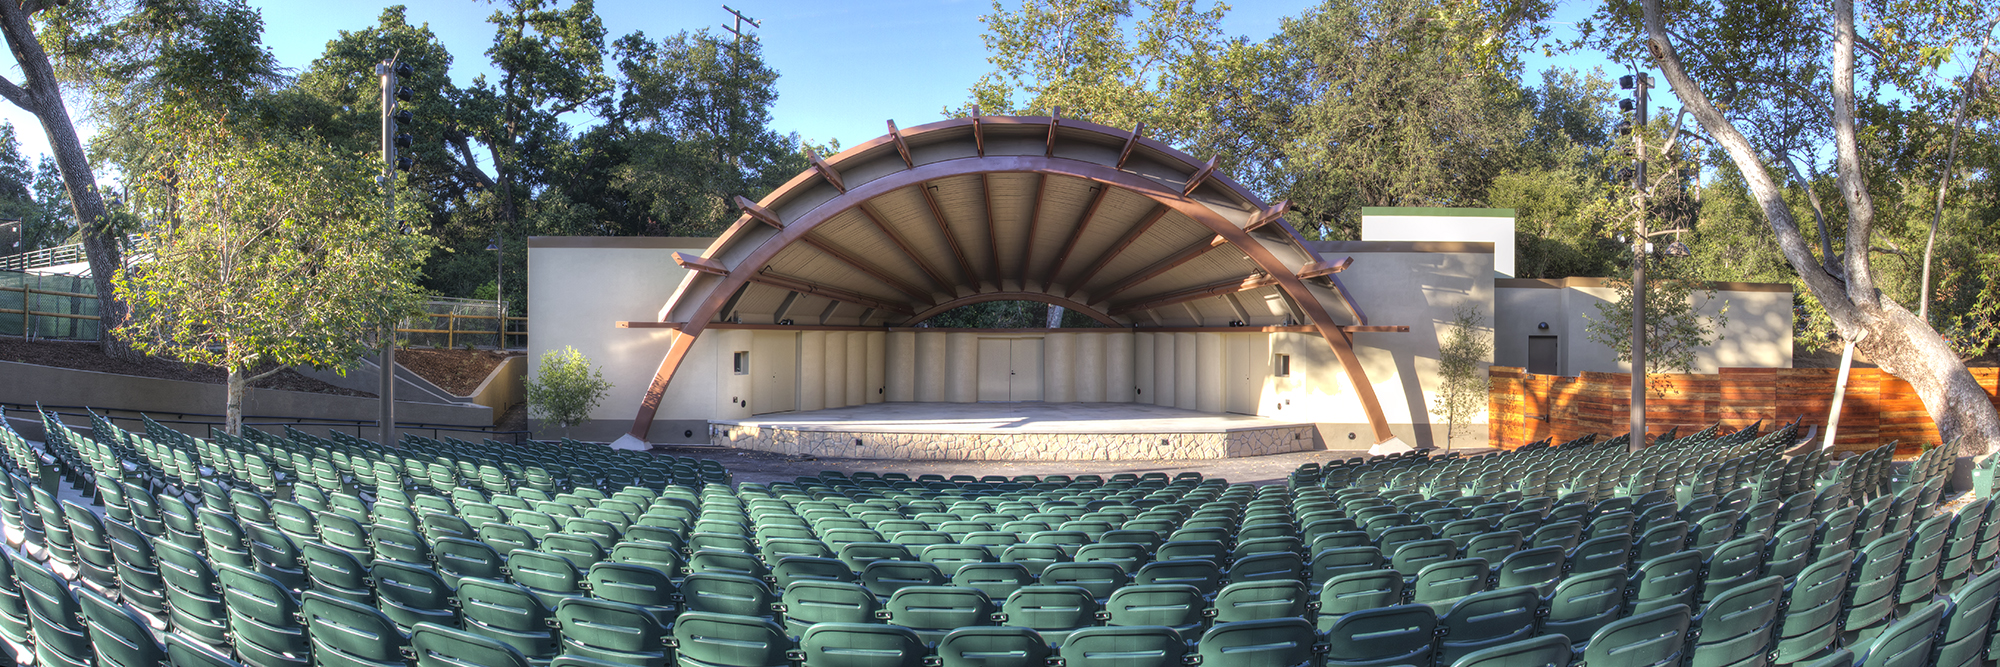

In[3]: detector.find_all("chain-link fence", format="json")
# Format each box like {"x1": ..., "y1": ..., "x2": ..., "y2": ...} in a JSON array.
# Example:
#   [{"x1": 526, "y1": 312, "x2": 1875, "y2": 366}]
[
  {"x1": 0, "y1": 271, "x2": 100, "y2": 340},
  {"x1": 396, "y1": 297, "x2": 527, "y2": 350},
  {"x1": 1, "y1": 281, "x2": 525, "y2": 348}
]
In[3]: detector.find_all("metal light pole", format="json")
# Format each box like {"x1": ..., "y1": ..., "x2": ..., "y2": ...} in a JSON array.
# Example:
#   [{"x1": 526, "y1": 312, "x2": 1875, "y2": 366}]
[
  {"x1": 1623, "y1": 72, "x2": 1651, "y2": 451},
  {"x1": 376, "y1": 56, "x2": 414, "y2": 447}
]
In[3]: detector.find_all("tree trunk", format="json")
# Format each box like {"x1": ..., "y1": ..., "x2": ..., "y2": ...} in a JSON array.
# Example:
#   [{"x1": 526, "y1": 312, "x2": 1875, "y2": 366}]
[
  {"x1": 1641, "y1": 0, "x2": 2000, "y2": 457},
  {"x1": 0, "y1": 1, "x2": 125, "y2": 358},
  {"x1": 226, "y1": 364, "x2": 245, "y2": 436}
]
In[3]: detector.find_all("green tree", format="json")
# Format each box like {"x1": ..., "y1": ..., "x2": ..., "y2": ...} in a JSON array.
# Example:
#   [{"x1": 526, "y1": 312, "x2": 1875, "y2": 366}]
[
  {"x1": 114, "y1": 116, "x2": 431, "y2": 435},
  {"x1": 962, "y1": 0, "x2": 1227, "y2": 130},
  {"x1": 600, "y1": 28, "x2": 805, "y2": 237},
  {"x1": 526, "y1": 346, "x2": 611, "y2": 437},
  {"x1": 1584, "y1": 262, "x2": 1731, "y2": 375},
  {"x1": 25, "y1": 155, "x2": 72, "y2": 251},
  {"x1": 1431, "y1": 305, "x2": 1490, "y2": 451},
  {"x1": 1583, "y1": 0, "x2": 2000, "y2": 455},
  {"x1": 1262, "y1": 0, "x2": 1539, "y2": 238}
]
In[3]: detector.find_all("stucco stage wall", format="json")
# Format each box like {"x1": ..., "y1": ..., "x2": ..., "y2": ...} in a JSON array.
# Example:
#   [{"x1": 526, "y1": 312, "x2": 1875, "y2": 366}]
[
  {"x1": 1491, "y1": 277, "x2": 1793, "y2": 376},
  {"x1": 532, "y1": 236, "x2": 1792, "y2": 452},
  {"x1": 528, "y1": 237, "x2": 715, "y2": 442}
]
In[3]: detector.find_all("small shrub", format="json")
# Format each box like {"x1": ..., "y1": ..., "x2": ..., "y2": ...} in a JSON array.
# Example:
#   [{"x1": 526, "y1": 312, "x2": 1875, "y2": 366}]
[{"x1": 526, "y1": 346, "x2": 612, "y2": 437}]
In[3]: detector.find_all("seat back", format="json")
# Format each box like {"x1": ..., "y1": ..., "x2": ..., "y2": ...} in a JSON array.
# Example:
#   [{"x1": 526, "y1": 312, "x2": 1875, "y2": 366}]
[
  {"x1": 1438, "y1": 586, "x2": 1542, "y2": 666},
  {"x1": 1063, "y1": 626, "x2": 1188, "y2": 667},
  {"x1": 1213, "y1": 579, "x2": 1309, "y2": 623},
  {"x1": 77, "y1": 585, "x2": 165, "y2": 667},
  {"x1": 798, "y1": 623, "x2": 928, "y2": 667},
  {"x1": 681, "y1": 572, "x2": 776, "y2": 618},
  {"x1": 779, "y1": 580, "x2": 879, "y2": 635},
  {"x1": 1318, "y1": 570, "x2": 1405, "y2": 631},
  {"x1": 456, "y1": 577, "x2": 557, "y2": 659},
  {"x1": 303, "y1": 590, "x2": 411, "y2": 667},
  {"x1": 1323, "y1": 604, "x2": 1437, "y2": 667},
  {"x1": 1857, "y1": 599, "x2": 1947, "y2": 667},
  {"x1": 1542, "y1": 566, "x2": 1628, "y2": 646},
  {"x1": 1447, "y1": 635, "x2": 1572, "y2": 667},
  {"x1": 1580, "y1": 604, "x2": 1692, "y2": 667},
  {"x1": 936, "y1": 626, "x2": 1050, "y2": 667}
]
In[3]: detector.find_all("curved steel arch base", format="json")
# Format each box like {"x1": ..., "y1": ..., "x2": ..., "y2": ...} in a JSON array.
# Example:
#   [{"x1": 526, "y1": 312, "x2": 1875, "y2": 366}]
[{"x1": 626, "y1": 156, "x2": 1396, "y2": 445}]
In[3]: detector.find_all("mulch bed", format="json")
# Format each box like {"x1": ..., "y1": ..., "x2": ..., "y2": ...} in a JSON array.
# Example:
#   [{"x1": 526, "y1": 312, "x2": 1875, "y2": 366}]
[
  {"x1": 0, "y1": 337, "x2": 374, "y2": 397},
  {"x1": 397, "y1": 348, "x2": 521, "y2": 396}
]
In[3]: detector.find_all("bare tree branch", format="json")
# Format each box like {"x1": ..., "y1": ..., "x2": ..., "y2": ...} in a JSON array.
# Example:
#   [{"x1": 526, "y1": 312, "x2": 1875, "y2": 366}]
[
  {"x1": 1830, "y1": 0, "x2": 1879, "y2": 308},
  {"x1": 1641, "y1": 0, "x2": 1851, "y2": 325},
  {"x1": 0, "y1": 75, "x2": 29, "y2": 110}
]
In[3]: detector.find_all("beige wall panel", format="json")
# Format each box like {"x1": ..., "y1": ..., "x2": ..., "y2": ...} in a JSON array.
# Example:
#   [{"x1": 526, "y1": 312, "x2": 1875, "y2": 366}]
[
  {"x1": 823, "y1": 332, "x2": 847, "y2": 410},
  {"x1": 1225, "y1": 333, "x2": 1253, "y2": 415},
  {"x1": 886, "y1": 332, "x2": 916, "y2": 402},
  {"x1": 1151, "y1": 333, "x2": 1176, "y2": 407},
  {"x1": 914, "y1": 332, "x2": 946, "y2": 401},
  {"x1": 845, "y1": 332, "x2": 867, "y2": 407},
  {"x1": 1043, "y1": 332, "x2": 1076, "y2": 403},
  {"x1": 865, "y1": 332, "x2": 887, "y2": 404},
  {"x1": 1196, "y1": 332, "x2": 1225, "y2": 413},
  {"x1": 1011, "y1": 339, "x2": 1044, "y2": 401},
  {"x1": 1105, "y1": 332, "x2": 1135, "y2": 403},
  {"x1": 799, "y1": 331, "x2": 826, "y2": 412},
  {"x1": 1175, "y1": 332, "x2": 1199, "y2": 411},
  {"x1": 1076, "y1": 333, "x2": 1106, "y2": 403},
  {"x1": 751, "y1": 331, "x2": 796, "y2": 415},
  {"x1": 946, "y1": 333, "x2": 980, "y2": 403},
  {"x1": 1133, "y1": 333, "x2": 1156, "y2": 405}
]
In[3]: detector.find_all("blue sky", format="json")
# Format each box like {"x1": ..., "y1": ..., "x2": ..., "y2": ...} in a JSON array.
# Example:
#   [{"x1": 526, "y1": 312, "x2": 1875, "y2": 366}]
[{"x1": 0, "y1": 0, "x2": 1619, "y2": 172}]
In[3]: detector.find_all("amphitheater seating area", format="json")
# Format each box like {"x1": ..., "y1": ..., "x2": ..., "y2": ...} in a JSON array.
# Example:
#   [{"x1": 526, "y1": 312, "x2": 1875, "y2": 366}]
[{"x1": 0, "y1": 410, "x2": 1993, "y2": 667}]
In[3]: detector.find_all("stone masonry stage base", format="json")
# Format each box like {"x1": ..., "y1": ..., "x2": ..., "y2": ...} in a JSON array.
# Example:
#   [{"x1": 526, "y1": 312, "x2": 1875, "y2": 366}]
[{"x1": 710, "y1": 402, "x2": 1320, "y2": 461}]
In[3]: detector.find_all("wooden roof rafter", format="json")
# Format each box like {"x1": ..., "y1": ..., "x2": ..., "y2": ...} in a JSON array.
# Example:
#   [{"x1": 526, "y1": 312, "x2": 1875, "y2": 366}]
[
  {"x1": 749, "y1": 270, "x2": 914, "y2": 316},
  {"x1": 798, "y1": 236, "x2": 935, "y2": 304},
  {"x1": 1044, "y1": 184, "x2": 1110, "y2": 291},
  {"x1": 1065, "y1": 204, "x2": 1170, "y2": 299},
  {"x1": 1090, "y1": 234, "x2": 1229, "y2": 304},
  {"x1": 1109, "y1": 273, "x2": 1280, "y2": 316},
  {"x1": 857, "y1": 202, "x2": 953, "y2": 296},
  {"x1": 918, "y1": 182, "x2": 982, "y2": 288}
]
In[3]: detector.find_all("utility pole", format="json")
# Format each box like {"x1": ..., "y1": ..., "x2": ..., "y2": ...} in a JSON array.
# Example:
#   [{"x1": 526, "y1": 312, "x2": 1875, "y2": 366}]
[
  {"x1": 1623, "y1": 72, "x2": 1651, "y2": 451},
  {"x1": 377, "y1": 55, "x2": 415, "y2": 448},
  {"x1": 721, "y1": 6, "x2": 759, "y2": 170}
]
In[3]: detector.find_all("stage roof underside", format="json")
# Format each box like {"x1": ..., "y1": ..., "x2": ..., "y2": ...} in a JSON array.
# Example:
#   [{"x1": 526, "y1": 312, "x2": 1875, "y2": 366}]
[{"x1": 623, "y1": 115, "x2": 1403, "y2": 445}]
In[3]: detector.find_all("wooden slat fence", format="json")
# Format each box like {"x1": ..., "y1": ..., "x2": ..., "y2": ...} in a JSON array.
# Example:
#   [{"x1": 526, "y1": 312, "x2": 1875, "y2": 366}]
[{"x1": 1488, "y1": 366, "x2": 2000, "y2": 455}]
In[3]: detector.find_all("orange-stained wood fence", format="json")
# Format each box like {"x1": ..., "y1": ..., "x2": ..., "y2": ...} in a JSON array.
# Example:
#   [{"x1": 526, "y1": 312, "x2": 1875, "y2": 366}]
[{"x1": 1487, "y1": 366, "x2": 2000, "y2": 455}]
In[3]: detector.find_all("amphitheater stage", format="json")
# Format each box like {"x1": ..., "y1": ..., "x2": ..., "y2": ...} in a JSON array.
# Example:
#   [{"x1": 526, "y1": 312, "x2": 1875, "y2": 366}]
[{"x1": 708, "y1": 403, "x2": 1320, "y2": 461}]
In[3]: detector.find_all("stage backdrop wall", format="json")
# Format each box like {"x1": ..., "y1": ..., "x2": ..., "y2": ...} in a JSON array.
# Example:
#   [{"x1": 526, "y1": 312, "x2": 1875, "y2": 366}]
[{"x1": 532, "y1": 236, "x2": 1508, "y2": 449}]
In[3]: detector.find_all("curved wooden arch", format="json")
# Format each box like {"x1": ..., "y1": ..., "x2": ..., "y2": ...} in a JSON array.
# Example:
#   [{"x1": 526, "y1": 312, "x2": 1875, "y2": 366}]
[
  {"x1": 628, "y1": 149, "x2": 1395, "y2": 444},
  {"x1": 902, "y1": 292, "x2": 1122, "y2": 327}
]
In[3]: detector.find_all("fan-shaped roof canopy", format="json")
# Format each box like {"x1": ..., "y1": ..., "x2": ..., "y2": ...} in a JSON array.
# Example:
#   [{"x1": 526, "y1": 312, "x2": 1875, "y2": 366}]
[{"x1": 623, "y1": 115, "x2": 1402, "y2": 444}]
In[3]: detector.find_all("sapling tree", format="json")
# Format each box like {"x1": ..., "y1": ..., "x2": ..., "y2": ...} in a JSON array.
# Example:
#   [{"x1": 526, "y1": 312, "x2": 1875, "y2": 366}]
[
  {"x1": 115, "y1": 114, "x2": 431, "y2": 435},
  {"x1": 1431, "y1": 305, "x2": 1491, "y2": 451},
  {"x1": 526, "y1": 346, "x2": 612, "y2": 438}
]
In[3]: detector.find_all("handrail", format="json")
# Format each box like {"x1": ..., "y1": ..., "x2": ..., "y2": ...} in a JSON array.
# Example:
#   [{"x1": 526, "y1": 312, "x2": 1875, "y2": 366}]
[{"x1": 0, "y1": 401, "x2": 528, "y2": 444}]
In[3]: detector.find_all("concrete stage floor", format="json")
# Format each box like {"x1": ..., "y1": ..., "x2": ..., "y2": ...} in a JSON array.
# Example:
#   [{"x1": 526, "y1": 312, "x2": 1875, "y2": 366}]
[{"x1": 713, "y1": 402, "x2": 1310, "y2": 434}]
